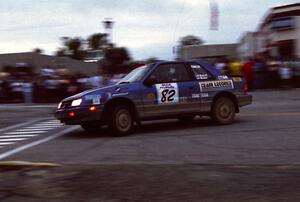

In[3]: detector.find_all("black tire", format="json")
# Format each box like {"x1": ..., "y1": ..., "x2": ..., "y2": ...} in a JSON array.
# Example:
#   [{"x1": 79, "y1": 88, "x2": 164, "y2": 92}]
[
  {"x1": 81, "y1": 122, "x2": 102, "y2": 133},
  {"x1": 211, "y1": 97, "x2": 235, "y2": 125},
  {"x1": 178, "y1": 115, "x2": 195, "y2": 122},
  {"x1": 109, "y1": 106, "x2": 133, "y2": 136}
]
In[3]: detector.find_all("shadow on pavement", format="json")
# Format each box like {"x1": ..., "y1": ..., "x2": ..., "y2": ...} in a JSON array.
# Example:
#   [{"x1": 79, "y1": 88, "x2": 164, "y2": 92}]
[
  {"x1": 1, "y1": 164, "x2": 300, "y2": 202},
  {"x1": 64, "y1": 117, "x2": 248, "y2": 139}
]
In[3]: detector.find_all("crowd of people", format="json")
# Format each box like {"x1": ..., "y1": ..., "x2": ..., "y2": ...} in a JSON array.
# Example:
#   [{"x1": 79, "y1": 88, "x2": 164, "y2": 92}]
[
  {"x1": 213, "y1": 57, "x2": 300, "y2": 91},
  {"x1": 0, "y1": 68, "x2": 125, "y2": 104},
  {"x1": 0, "y1": 59, "x2": 300, "y2": 104}
]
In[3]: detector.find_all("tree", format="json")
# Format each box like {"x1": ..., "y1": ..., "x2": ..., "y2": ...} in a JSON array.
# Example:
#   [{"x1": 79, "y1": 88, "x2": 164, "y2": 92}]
[
  {"x1": 66, "y1": 38, "x2": 82, "y2": 59},
  {"x1": 105, "y1": 47, "x2": 130, "y2": 65},
  {"x1": 103, "y1": 47, "x2": 131, "y2": 73},
  {"x1": 33, "y1": 48, "x2": 43, "y2": 54},
  {"x1": 180, "y1": 35, "x2": 204, "y2": 46},
  {"x1": 56, "y1": 47, "x2": 67, "y2": 57},
  {"x1": 60, "y1": 37, "x2": 84, "y2": 60},
  {"x1": 88, "y1": 33, "x2": 107, "y2": 50}
]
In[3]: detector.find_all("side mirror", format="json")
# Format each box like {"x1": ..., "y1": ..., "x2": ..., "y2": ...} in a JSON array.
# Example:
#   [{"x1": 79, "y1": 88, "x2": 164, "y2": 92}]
[{"x1": 144, "y1": 77, "x2": 157, "y2": 86}]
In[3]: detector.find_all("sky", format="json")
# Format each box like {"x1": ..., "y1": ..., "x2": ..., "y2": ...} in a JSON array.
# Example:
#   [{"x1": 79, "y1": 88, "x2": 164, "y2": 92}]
[{"x1": 0, "y1": 0, "x2": 299, "y2": 60}]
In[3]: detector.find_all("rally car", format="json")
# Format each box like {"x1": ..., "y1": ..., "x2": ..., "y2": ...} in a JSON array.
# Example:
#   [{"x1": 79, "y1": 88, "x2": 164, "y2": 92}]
[{"x1": 55, "y1": 60, "x2": 252, "y2": 135}]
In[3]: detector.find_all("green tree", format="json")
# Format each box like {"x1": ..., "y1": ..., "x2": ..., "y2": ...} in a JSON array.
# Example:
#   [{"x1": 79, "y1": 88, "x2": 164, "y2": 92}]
[
  {"x1": 56, "y1": 47, "x2": 67, "y2": 57},
  {"x1": 88, "y1": 33, "x2": 107, "y2": 50},
  {"x1": 105, "y1": 47, "x2": 130, "y2": 64},
  {"x1": 60, "y1": 37, "x2": 84, "y2": 60},
  {"x1": 66, "y1": 38, "x2": 82, "y2": 59},
  {"x1": 103, "y1": 47, "x2": 131, "y2": 73},
  {"x1": 33, "y1": 48, "x2": 43, "y2": 54},
  {"x1": 180, "y1": 35, "x2": 204, "y2": 46}
]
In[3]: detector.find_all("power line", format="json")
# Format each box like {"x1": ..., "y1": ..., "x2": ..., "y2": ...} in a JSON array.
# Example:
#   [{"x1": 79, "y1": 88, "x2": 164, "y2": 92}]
[{"x1": 172, "y1": 0, "x2": 186, "y2": 46}]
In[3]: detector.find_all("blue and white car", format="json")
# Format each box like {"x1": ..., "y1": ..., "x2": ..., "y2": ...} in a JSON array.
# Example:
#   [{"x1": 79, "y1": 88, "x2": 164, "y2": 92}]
[{"x1": 55, "y1": 60, "x2": 252, "y2": 135}]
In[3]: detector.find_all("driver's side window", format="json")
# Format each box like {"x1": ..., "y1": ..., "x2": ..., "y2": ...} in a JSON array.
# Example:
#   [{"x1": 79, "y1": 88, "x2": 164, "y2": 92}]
[{"x1": 150, "y1": 63, "x2": 190, "y2": 83}]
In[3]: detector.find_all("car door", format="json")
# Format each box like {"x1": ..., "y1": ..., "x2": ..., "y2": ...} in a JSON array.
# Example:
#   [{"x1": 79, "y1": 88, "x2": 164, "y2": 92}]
[
  {"x1": 141, "y1": 62, "x2": 198, "y2": 118},
  {"x1": 187, "y1": 62, "x2": 216, "y2": 112}
]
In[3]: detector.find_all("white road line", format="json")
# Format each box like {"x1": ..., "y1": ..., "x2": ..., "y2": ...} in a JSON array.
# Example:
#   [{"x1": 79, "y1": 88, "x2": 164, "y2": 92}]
[
  {"x1": 0, "y1": 104, "x2": 55, "y2": 108},
  {"x1": 0, "y1": 138, "x2": 27, "y2": 142},
  {"x1": 4, "y1": 131, "x2": 47, "y2": 135},
  {"x1": 34, "y1": 124, "x2": 61, "y2": 127},
  {"x1": 0, "y1": 135, "x2": 38, "y2": 138},
  {"x1": 0, "y1": 118, "x2": 49, "y2": 133},
  {"x1": 37, "y1": 122, "x2": 60, "y2": 125},
  {"x1": 0, "y1": 126, "x2": 80, "y2": 160},
  {"x1": 14, "y1": 128, "x2": 55, "y2": 132},
  {"x1": 0, "y1": 142, "x2": 15, "y2": 146},
  {"x1": 24, "y1": 126, "x2": 57, "y2": 129},
  {"x1": 36, "y1": 122, "x2": 60, "y2": 124},
  {"x1": 43, "y1": 121, "x2": 60, "y2": 124}
]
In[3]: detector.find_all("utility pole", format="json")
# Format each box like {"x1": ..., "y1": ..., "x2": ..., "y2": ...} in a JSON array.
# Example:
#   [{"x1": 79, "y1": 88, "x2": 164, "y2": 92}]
[{"x1": 102, "y1": 18, "x2": 114, "y2": 45}]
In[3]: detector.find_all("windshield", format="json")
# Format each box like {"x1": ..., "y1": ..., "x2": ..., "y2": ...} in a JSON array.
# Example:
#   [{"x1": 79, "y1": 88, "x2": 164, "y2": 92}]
[{"x1": 118, "y1": 65, "x2": 152, "y2": 84}]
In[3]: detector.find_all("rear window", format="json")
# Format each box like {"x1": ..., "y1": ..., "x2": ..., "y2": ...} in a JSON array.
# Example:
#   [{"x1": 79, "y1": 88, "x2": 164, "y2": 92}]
[{"x1": 189, "y1": 63, "x2": 213, "y2": 80}]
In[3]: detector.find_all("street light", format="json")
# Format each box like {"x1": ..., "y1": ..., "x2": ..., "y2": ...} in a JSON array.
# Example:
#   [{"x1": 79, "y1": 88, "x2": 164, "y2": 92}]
[{"x1": 102, "y1": 18, "x2": 114, "y2": 43}]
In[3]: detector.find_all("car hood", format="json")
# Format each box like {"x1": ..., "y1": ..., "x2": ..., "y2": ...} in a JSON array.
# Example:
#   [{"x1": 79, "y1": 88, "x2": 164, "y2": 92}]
[{"x1": 62, "y1": 83, "x2": 133, "y2": 102}]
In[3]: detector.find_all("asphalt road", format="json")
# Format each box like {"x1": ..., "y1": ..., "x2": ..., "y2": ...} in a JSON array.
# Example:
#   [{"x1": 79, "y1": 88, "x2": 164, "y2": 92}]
[{"x1": 0, "y1": 89, "x2": 300, "y2": 201}]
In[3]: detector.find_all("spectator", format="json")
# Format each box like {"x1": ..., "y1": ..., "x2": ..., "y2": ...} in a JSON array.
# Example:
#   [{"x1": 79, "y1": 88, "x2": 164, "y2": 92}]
[
  {"x1": 229, "y1": 59, "x2": 243, "y2": 77},
  {"x1": 242, "y1": 59, "x2": 254, "y2": 91},
  {"x1": 23, "y1": 78, "x2": 33, "y2": 103},
  {"x1": 278, "y1": 62, "x2": 293, "y2": 89},
  {"x1": 253, "y1": 58, "x2": 267, "y2": 89}
]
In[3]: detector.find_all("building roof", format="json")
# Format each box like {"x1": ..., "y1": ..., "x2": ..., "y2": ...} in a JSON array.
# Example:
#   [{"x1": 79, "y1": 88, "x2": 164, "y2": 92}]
[
  {"x1": 273, "y1": 3, "x2": 300, "y2": 10},
  {"x1": 259, "y1": 3, "x2": 300, "y2": 30}
]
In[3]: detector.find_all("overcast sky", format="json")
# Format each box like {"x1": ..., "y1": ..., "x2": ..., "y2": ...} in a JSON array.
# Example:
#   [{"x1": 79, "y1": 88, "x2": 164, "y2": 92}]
[{"x1": 0, "y1": 0, "x2": 298, "y2": 60}]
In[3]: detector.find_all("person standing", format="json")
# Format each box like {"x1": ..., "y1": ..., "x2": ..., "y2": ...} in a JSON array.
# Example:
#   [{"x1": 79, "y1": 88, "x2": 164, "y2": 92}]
[
  {"x1": 23, "y1": 78, "x2": 33, "y2": 103},
  {"x1": 229, "y1": 59, "x2": 243, "y2": 77},
  {"x1": 278, "y1": 62, "x2": 293, "y2": 89},
  {"x1": 242, "y1": 59, "x2": 254, "y2": 91}
]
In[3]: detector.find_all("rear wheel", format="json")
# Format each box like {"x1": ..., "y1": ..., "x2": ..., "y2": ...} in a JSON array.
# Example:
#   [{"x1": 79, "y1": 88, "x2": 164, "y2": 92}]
[
  {"x1": 211, "y1": 97, "x2": 235, "y2": 125},
  {"x1": 109, "y1": 106, "x2": 133, "y2": 136}
]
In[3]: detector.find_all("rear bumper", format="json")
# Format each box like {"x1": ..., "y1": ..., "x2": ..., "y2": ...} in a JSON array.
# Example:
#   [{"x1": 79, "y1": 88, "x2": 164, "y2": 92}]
[
  {"x1": 54, "y1": 105, "x2": 103, "y2": 125},
  {"x1": 237, "y1": 94, "x2": 252, "y2": 107}
]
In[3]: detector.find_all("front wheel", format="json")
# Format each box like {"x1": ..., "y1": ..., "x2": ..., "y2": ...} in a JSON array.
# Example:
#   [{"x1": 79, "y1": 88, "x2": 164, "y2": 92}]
[
  {"x1": 109, "y1": 106, "x2": 133, "y2": 136},
  {"x1": 211, "y1": 97, "x2": 235, "y2": 125}
]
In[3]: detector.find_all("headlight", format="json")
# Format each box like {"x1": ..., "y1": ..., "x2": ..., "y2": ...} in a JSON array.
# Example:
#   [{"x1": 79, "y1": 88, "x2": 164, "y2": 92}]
[
  {"x1": 57, "y1": 102, "x2": 62, "y2": 109},
  {"x1": 71, "y1": 98, "x2": 82, "y2": 107}
]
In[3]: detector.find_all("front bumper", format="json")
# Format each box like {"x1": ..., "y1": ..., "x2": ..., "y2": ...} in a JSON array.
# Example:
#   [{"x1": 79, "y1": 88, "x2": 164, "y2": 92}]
[
  {"x1": 54, "y1": 105, "x2": 103, "y2": 125},
  {"x1": 237, "y1": 94, "x2": 252, "y2": 107}
]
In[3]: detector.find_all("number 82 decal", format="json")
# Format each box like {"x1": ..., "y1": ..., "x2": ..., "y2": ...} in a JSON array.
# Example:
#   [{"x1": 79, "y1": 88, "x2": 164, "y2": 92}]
[
  {"x1": 156, "y1": 83, "x2": 179, "y2": 104},
  {"x1": 161, "y1": 89, "x2": 175, "y2": 102}
]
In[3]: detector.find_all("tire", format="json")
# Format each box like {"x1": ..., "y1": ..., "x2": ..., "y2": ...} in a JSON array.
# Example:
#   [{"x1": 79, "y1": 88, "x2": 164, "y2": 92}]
[
  {"x1": 81, "y1": 122, "x2": 102, "y2": 133},
  {"x1": 211, "y1": 97, "x2": 235, "y2": 125},
  {"x1": 178, "y1": 115, "x2": 195, "y2": 122},
  {"x1": 109, "y1": 106, "x2": 133, "y2": 136}
]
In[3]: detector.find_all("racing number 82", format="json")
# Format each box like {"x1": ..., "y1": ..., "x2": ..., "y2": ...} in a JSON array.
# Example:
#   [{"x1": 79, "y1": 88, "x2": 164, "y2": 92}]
[{"x1": 161, "y1": 89, "x2": 175, "y2": 102}]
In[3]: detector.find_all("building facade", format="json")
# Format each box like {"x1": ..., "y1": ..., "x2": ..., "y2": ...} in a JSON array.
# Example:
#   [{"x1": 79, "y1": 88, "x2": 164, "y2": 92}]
[
  {"x1": 177, "y1": 43, "x2": 238, "y2": 62},
  {"x1": 0, "y1": 52, "x2": 98, "y2": 75},
  {"x1": 238, "y1": 3, "x2": 300, "y2": 60}
]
